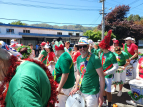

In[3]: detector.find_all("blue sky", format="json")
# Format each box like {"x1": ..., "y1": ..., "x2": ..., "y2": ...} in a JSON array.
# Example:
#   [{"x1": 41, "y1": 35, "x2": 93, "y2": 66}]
[{"x1": 0, "y1": 0, "x2": 143, "y2": 27}]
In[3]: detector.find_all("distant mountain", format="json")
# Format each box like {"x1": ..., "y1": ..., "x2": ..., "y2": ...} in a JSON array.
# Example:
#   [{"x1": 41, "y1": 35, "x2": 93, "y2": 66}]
[{"x1": 30, "y1": 23, "x2": 96, "y2": 32}]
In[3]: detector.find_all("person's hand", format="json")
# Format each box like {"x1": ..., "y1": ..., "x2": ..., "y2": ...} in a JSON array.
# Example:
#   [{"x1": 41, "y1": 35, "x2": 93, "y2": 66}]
[
  {"x1": 69, "y1": 87, "x2": 78, "y2": 96},
  {"x1": 122, "y1": 66, "x2": 125, "y2": 70},
  {"x1": 50, "y1": 61, "x2": 55, "y2": 65},
  {"x1": 136, "y1": 77, "x2": 141, "y2": 80},
  {"x1": 103, "y1": 72, "x2": 106, "y2": 76},
  {"x1": 56, "y1": 87, "x2": 61, "y2": 95},
  {"x1": 98, "y1": 94, "x2": 103, "y2": 107}
]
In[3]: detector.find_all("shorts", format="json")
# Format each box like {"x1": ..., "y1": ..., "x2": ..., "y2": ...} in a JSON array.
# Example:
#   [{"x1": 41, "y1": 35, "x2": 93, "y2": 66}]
[{"x1": 105, "y1": 78, "x2": 112, "y2": 92}]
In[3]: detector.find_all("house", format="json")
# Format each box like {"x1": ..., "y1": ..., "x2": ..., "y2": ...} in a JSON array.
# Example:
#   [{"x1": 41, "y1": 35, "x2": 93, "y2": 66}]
[{"x1": 0, "y1": 23, "x2": 85, "y2": 47}]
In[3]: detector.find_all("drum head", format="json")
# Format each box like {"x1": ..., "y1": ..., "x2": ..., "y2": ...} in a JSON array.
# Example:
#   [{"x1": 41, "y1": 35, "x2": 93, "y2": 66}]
[
  {"x1": 66, "y1": 94, "x2": 85, "y2": 107},
  {"x1": 129, "y1": 79, "x2": 143, "y2": 88}
]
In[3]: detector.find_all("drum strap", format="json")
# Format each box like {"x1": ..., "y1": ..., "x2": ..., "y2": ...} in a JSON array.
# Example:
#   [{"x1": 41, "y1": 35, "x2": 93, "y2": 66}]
[
  {"x1": 41, "y1": 55, "x2": 48, "y2": 63},
  {"x1": 77, "y1": 53, "x2": 91, "y2": 90},
  {"x1": 102, "y1": 53, "x2": 113, "y2": 72}
]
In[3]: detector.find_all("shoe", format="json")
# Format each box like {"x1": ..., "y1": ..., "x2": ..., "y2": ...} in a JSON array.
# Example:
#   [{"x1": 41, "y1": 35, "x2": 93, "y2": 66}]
[
  {"x1": 102, "y1": 101, "x2": 107, "y2": 106},
  {"x1": 117, "y1": 91, "x2": 122, "y2": 97},
  {"x1": 111, "y1": 87, "x2": 116, "y2": 93},
  {"x1": 126, "y1": 100, "x2": 137, "y2": 106}
]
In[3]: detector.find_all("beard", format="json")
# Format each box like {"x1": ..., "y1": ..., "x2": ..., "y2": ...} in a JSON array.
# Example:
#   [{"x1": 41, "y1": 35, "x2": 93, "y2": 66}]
[{"x1": 80, "y1": 50, "x2": 88, "y2": 56}]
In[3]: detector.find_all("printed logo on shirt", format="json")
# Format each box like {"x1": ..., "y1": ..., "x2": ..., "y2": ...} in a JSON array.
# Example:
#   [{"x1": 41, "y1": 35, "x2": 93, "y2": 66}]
[
  {"x1": 127, "y1": 47, "x2": 129, "y2": 51},
  {"x1": 116, "y1": 56, "x2": 121, "y2": 62},
  {"x1": 103, "y1": 56, "x2": 106, "y2": 64},
  {"x1": 80, "y1": 62, "x2": 86, "y2": 73}
]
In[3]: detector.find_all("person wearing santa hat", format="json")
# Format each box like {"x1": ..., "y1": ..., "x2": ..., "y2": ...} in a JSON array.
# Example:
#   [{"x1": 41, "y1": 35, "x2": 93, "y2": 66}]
[
  {"x1": 38, "y1": 42, "x2": 47, "y2": 65},
  {"x1": 99, "y1": 30, "x2": 118, "y2": 107},
  {"x1": 52, "y1": 41, "x2": 75, "y2": 107},
  {"x1": 109, "y1": 39, "x2": 119, "y2": 52}
]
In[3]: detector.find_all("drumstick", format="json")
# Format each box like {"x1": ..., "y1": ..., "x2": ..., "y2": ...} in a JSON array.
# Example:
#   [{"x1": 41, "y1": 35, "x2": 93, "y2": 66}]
[{"x1": 59, "y1": 92, "x2": 69, "y2": 96}]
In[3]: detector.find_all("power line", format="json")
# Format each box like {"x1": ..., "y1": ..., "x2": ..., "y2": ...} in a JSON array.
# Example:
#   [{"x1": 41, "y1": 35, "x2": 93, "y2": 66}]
[
  {"x1": 0, "y1": 18, "x2": 100, "y2": 25},
  {"x1": 0, "y1": 1, "x2": 100, "y2": 11},
  {"x1": 21, "y1": 0, "x2": 100, "y2": 8},
  {"x1": 131, "y1": 2, "x2": 143, "y2": 10},
  {"x1": 129, "y1": 0, "x2": 139, "y2": 5}
]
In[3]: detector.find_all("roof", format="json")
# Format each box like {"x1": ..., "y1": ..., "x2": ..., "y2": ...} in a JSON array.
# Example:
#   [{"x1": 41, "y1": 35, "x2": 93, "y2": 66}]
[{"x1": 0, "y1": 23, "x2": 83, "y2": 32}]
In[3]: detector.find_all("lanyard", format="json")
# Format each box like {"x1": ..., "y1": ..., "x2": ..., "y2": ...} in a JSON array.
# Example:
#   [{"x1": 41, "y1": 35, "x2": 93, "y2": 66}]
[{"x1": 77, "y1": 53, "x2": 91, "y2": 90}]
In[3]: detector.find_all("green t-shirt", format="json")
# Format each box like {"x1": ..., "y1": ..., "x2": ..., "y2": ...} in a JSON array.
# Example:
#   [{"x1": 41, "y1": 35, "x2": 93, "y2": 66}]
[
  {"x1": 64, "y1": 47, "x2": 72, "y2": 53},
  {"x1": 113, "y1": 51, "x2": 129, "y2": 66},
  {"x1": 100, "y1": 51, "x2": 117, "y2": 78},
  {"x1": 91, "y1": 48, "x2": 95, "y2": 54},
  {"x1": 41, "y1": 50, "x2": 47, "y2": 65},
  {"x1": 77, "y1": 53, "x2": 102, "y2": 95},
  {"x1": 5, "y1": 61, "x2": 51, "y2": 107},
  {"x1": 52, "y1": 52, "x2": 75, "y2": 89},
  {"x1": 93, "y1": 48, "x2": 101, "y2": 57}
]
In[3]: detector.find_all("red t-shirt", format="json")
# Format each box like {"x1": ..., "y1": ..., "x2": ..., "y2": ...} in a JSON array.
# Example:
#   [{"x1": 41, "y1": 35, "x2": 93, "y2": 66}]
[
  {"x1": 123, "y1": 43, "x2": 138, "y2": 55},
  {"x1": 72, "y1": 51, "x2": 81, "y2": 62},
  {"x1": 47, "y1": 52, "x2": 55, "y2": 64},
  {"x1": 138, "y1": 57, "x2": 143, "y2": 78}
]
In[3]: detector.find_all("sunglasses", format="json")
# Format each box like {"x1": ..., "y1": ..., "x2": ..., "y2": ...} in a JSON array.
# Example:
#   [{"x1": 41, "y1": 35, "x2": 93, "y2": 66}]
[{"x1": 79, "y1": 45, "x2": 87, "y2": 49}]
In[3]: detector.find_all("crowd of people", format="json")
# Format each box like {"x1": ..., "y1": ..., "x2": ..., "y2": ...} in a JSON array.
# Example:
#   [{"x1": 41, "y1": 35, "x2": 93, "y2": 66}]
[{"x1": 0, "y1": 29, "x2": 143, "y2": 107}]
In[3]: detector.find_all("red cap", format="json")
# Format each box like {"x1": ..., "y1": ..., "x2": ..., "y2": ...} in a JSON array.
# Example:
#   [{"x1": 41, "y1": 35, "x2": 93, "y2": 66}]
[
  {"x1": 40, "y1": 42, "x2": 46, "y2": 46},
  {"x1": 113, "y1": 40, "x2": 119, "y2": 44}
]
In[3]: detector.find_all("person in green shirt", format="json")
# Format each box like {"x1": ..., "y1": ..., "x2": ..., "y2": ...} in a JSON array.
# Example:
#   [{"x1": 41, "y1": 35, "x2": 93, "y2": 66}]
[
  {"x1": 0, "y1": 47, "x2": 56, "y2": 107},
  {"x1": 52, "y1": 41, "x2": 75, "y2": 107},
  {"x1": 93, "y1": 42, "x2": 101, "y2": 57},
  {"x1": 99, "y1": 30, "x2": 118, "y2": 107},
  {"x1": 112, "y1": 46, "x2": 130, "y2": 96},
  {"x1": 70, "y1": 37, "x2": 105, "y2": 107},
  {"x1": 38, "y1": 42, "x2": 47, "y2": 65},
  {"x1": 64, "y1": 41, "x2": 72, "y2": 55}
]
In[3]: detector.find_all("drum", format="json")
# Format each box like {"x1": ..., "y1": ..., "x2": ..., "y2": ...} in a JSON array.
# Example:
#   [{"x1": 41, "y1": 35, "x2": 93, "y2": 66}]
[
  {"x1": 129, "y1": 79, "x2": 143, "y2": 104},
  {"x1": 112, "y1": 66, "x2": 125, "y2": 84},
  {"x1": 65, "y1": 94, "x2": 85, "y2": 107},
  {"x1": 126, "y1": 65, "x2": 134, "y2": 81}
]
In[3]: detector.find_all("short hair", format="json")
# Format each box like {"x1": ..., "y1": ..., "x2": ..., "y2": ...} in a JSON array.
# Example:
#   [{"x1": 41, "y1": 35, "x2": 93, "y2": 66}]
[{"x1": 75, "y1": 44, "x2": 79, "y2": 50}]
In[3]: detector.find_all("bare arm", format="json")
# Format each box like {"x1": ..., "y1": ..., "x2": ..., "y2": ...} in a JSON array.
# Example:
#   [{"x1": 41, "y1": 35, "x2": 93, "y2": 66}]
[
  {"x1": 96, "y1": 67, "x2": 105, "y2": 96},
  {"x1": 57, "y1": 73, "x2": 69, "y2": 93},
  {"x1": 124, "y1": 59, "x2": 130, "y2": 68},
  {"x1": 38, "y1": 54, "x2": 44, "y2": 61},
  {"x1": 33, "y1": 50, "x2": 35, "y2": 58},
  {"x1": 131, "y1": 50, "x2": 138, "y2": 59}
]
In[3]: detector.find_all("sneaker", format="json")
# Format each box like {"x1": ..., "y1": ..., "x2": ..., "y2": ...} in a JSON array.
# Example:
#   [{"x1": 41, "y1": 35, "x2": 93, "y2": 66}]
[
  {"x1": 126, "y1": 100, "x2": 137, "y2": 106},
  {"x1": 111, "y1": 87, "x2": 116, "y2": 93},
  {"x1": 102, "y1": 101, "x2": 107, "y2": 106},
  {"x1": 117, "y1": 91, "x2": 122, "y2": 97}
]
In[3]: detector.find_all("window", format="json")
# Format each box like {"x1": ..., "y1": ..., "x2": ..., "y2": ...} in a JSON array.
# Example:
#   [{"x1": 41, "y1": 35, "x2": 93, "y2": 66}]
[
  {"x1": 6, "y1": 29, "x2": 14, "y2": 33},
  {"x1": 68, "y1": 33, "x2": 73, "y2": 36},
  {"x1": 23, "y1": 30, "x2": 30, "y2": 33},
  {"x1": 76, "y1": 33, "x2": 79, "y2": 36},
  {"x1": 57, "y1": 32, "x2": 62, "y2": 35}
]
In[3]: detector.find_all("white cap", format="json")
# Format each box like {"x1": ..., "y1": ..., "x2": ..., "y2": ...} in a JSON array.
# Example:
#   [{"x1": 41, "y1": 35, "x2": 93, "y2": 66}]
[
  {"x1": 131, "y1": 38, "x2": 136, "y2": 43},
  {"x1": 88, "y1": 39, "x2": 93, "y2": 44},
  {"x1": 78, "y1": 37, "x2": 88, "y2": 45},
  {"x1": 98, "y1": 40, "x2": 101, "y2": 42},
  {"x1": 44, "y1": 44, "x2": 50, "y2": 48},
  {"x1": 124, "y1": 37, "x2": 132, "y2": 40},
  {"x1": 112, "y1": 38, "x2": 116, "y2": 41}
]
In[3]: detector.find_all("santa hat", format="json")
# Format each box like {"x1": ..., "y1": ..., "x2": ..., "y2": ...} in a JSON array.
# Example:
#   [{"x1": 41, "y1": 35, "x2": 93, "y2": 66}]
[
  {"x1": 99, "y1": 30, "x2": 112, "y2": 49},
  {"x1": 55, "y1": 41, "x2": 64, "y2": 51},
  {"x1": 40, "y1": 42, "x2": 46, "y2": 46}
]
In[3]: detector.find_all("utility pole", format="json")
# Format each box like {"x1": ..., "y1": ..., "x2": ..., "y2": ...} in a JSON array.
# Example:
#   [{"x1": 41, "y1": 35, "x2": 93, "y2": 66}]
[{"x1": 100, "y1": 0, "x2": 105, "y2": 40}]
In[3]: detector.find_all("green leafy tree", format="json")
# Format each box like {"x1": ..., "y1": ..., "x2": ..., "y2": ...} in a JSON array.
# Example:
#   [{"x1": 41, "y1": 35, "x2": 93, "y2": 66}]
[
  {"x1": 127, "y1": 14, "x2": 141, "y2": 21},
  {"x1": 10, "y1": 21, "x2": 27, "y2": 25},
  {"x1": 84, "y1": 30, "x2": 116, "y2": 41}
]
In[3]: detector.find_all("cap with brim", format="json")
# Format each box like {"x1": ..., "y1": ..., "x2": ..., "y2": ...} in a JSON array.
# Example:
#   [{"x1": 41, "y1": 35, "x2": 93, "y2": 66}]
[
  {"x1": 124, "y1": 37, "x2": 132, "y2": 40},
  {"x1": 78, "y1": 37, "x2": 88, "y2": 45},
  {"x1": 112, "y1": 38, "x2": 116, "y2": 41},
  {"x1": 44, "y1": 44, "x2": 50, "y2": 48}
]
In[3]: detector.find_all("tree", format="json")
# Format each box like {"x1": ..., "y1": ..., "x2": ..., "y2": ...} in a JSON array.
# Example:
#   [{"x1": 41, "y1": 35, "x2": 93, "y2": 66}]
[
  {"x1": 10, "y1": 21, "x2": 27, "y2": 25},
  {"x1": 98, "y1": 5, "x2": 143, "y2": 41},
  {"x1": 83, "y1": 30, "x2": 116, "y2": 41},
  {"x1": 127, "y1": 14, "x2": 141, "y2": 21},
  {"x1": 105, "y1": 5, "x2": 130, "y2": 23}
]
